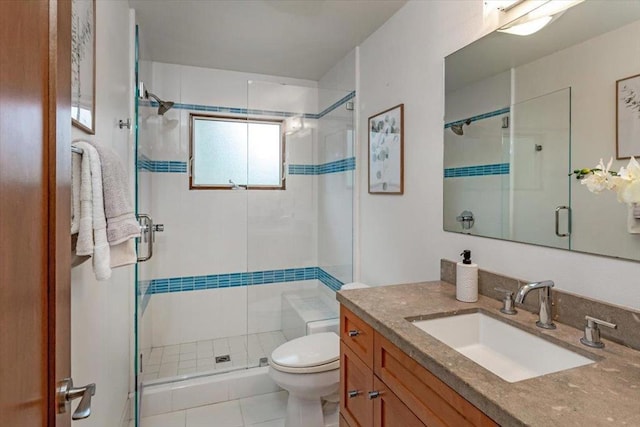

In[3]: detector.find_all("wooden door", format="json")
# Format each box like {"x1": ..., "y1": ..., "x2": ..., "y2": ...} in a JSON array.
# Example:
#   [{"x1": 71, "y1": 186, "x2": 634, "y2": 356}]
[{"x1": 0, "y1": 1, "x2": 72, "y2": 426}]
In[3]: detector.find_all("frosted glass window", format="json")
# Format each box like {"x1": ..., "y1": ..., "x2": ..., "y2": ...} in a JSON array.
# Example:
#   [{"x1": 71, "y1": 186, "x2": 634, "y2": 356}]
[{"x1": 191, "y1": 115, "x2": 283, "y2": 189}]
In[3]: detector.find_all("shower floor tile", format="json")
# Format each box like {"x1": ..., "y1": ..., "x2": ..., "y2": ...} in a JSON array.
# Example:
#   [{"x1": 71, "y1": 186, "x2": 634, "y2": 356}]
[{"x1": 144, "y1": 331, "x2": 287, "y2": 381}]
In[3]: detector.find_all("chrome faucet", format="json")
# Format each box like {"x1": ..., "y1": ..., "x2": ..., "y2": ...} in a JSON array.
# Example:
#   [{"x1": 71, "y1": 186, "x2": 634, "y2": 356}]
[{"x1": 514, "y1": 280, "x2": 556, "y2": 329}]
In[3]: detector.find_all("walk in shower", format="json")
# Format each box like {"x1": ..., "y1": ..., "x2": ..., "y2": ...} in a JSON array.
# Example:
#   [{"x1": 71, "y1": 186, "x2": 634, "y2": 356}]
[{"x1": 133, "y1": 29, "x2": 355, "y2": 424}]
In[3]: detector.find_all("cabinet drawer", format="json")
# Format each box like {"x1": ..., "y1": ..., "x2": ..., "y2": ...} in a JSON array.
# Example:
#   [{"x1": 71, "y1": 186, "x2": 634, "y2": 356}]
[
  {"x1": 340, "y1": 341, "x2": 373, "y2": 427},
  {"x1": 374, "y1": 334, "x2": 498, "y2": 427},
  {"x1": 340, "y1": 306, "x2": 374, "y2": 367},
  {"x1": 373, "y1": 376, "x2": 425, "y2": 427}
]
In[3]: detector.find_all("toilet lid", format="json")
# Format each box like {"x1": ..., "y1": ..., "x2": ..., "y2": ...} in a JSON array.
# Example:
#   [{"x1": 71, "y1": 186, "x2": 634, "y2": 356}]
[{"x1": 271, "y1": 332, "x2": 339, "y2": 368}]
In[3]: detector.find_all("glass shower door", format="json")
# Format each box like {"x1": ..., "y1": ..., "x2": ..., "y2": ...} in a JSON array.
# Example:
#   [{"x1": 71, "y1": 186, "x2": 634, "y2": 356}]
[{"x1": 245, "y1": 81, "x2": 354, "y2": 366}]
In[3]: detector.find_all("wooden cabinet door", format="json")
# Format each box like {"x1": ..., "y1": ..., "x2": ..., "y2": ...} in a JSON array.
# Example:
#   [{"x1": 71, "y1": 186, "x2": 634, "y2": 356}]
[
  {"x1": 0, "y1": 1, "x2": 71, "y2": 426},
  {"x1": 373, "y1": 377, "x2": 425, "y2": 427},
  {"x1": 340, "y1": 342, "x2": 373, "y2": 427},
  {"x1": 340, "y1": 306, "x2": 374, "y2": 367}
]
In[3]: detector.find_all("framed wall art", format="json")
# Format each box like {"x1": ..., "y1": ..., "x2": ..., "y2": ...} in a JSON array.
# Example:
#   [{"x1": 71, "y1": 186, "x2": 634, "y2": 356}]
[
  {"x1": 616, "y1": 73, "x2": 640, "y2": 159},
  {"x1": 71, "y1": 0, "x2": 96, "y2": 134},
  {"x1": 368, "y1": 104, "x2": 404, "y2": 194}
]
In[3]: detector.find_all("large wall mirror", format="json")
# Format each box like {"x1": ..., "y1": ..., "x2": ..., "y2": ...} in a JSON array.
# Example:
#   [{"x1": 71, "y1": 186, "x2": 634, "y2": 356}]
[{"x1": 444, "y1": 0, "x2": 640, "y2": 262}]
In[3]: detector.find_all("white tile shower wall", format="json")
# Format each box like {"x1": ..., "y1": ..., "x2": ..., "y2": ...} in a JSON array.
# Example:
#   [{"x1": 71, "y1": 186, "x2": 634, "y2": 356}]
[
  {"x1": 149, "y1": 281, "x2": 319, "y2": 347},
  {"x1": 147, "y1": 62, "x2": 320, "y2": 280},
  {"x1": 443, "y1": 113, "x2": 508, "y2": 238},
  {"x1": 358, "y1": 0, "x2": 639, "y2": 309},
  {"x1": 443, "y1": 175, "x2": 505, "y2": 238}
]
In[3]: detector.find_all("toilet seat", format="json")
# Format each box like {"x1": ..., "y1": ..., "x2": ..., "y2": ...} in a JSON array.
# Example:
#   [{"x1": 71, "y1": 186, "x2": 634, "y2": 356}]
[{"x1": 270, "y1": 332, "x2": 339, "y2": 374}]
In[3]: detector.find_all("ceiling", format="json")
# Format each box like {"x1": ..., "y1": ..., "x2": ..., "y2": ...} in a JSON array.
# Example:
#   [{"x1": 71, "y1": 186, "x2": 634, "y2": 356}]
[{"x1": 130, "y1": 0, "x2": 406, "y2": 81}]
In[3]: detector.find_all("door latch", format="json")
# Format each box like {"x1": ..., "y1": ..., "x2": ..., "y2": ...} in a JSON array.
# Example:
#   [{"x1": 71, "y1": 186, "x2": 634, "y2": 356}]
[{"x1": 56, "y1": 378, "x2": 96, "y2": 420}]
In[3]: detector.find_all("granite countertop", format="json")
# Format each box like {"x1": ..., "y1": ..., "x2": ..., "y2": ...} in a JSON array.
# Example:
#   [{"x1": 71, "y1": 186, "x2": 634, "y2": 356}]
[{"x1": 336, "y1": 281, "x2": 640, "y2": 427}]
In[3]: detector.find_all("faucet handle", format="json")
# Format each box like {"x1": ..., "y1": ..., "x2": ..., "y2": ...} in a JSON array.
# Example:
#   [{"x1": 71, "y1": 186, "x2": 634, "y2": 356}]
[
  {"x1": 494, "y1": 288, "x2": 517, "y2": 315},
  {"x1": 580, "y1": 315, "x2": 617, "y2": 348}
]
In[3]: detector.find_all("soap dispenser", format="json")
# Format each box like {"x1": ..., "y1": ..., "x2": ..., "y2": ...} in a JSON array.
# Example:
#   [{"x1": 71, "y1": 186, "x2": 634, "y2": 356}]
[{"x1": 456, "y1": 250, "x2": 478, "y2": 302}]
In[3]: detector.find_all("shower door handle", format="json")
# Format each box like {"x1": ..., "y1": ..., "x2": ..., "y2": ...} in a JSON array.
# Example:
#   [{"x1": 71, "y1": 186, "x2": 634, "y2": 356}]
[
  {"x1": 137, "y1": 214, "x2": 154, "y2": 262},
  {"x1": 555, "y1": 206, "x2": 571, "y2": 237}
]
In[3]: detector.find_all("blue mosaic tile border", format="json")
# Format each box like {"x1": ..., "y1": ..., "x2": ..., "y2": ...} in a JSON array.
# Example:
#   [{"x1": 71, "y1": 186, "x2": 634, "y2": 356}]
[
  {"x1": 317, "y1": 268, "x2": 343, "y2": 292},
  {"x1": 444, "y1": 163, "x2": 510, "y2": 178},
  {"x1": 138, "y1": 154, "x2": 187, "y2": 173},
  {"x1": 147, "y1": 266, "x2": 344, "y2": 295},
  {"x1": 140, "y1": 90, "x2": 355, "y2": 121},
  {"x1": 444, "y1": 107, "x2": 510, "y2": 129},
  {"x1": 289, "y1": 157, "x2": 355, "y2": 175}
]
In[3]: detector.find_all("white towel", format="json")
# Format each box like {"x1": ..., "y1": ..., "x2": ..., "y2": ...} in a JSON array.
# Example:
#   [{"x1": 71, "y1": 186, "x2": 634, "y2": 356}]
[
  {"x1": 85, "y1": 140, "x2": 141, "y2": 245},
  {"x1": 75, "y1": 142, "x2": 94, "y2": 256},
  {"x1": 110, "y1": 239, "x2": 137, "y2": 268},
  {"x1": 71, "y1": 148, "x2": 81, "y2": 234},
  {"x1": 73, "y1": 141, "x2": 112, "y2": 280},
  {"x1": 629, "y1": 204, "x2": 640, "y2": 234}
]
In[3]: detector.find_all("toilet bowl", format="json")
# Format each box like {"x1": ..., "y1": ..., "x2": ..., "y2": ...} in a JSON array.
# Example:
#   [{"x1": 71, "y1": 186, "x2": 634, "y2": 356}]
[{"x1": 268, "y1": 332, "x2": 340, "y2": 427}]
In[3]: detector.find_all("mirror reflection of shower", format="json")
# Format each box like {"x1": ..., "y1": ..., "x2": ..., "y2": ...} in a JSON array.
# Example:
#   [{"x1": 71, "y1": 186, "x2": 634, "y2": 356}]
[{"x1": 450, "y1": 118, "x2": 472, "y2": 136}]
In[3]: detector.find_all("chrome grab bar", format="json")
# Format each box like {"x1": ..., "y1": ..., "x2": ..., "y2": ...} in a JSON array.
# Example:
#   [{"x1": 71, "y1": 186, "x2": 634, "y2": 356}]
[{"x1": 137, "y1": 214, "x2": 164, "y2": 262}]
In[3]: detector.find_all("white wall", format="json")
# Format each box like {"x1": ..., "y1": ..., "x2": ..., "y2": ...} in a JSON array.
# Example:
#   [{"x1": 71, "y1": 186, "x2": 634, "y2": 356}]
[
  {"x1": 357, "y1": 0, "x2": 640, "y2": 310},
  {"x1": 70, "y1": 1, "x2": 134, "y2": 426}
]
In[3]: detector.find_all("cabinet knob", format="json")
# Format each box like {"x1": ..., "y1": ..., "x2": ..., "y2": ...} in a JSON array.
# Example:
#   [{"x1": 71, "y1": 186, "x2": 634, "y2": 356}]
[
  {"x1": 367, "y1": 391, "x2": 380, "y2": 399},
  {"x1": 348, "y1": 330, "x2": 361, "y2": 337},
  {"x1": 347, "y1": 390, "x2": 360, "y2": 398}
]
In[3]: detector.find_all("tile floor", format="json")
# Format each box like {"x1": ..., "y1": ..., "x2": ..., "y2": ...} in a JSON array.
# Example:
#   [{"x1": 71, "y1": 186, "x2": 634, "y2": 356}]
[
  {"x1": 132, "y1": 390, "x2": 288, "y2": 427},
  {"x1": 143, "y1": 331, "x2": 288, "y2": 381}
]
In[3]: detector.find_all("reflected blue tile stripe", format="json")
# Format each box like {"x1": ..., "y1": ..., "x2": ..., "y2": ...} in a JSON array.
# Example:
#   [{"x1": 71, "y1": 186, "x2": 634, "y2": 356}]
[
  {"x1": 139, "y1": 280, "x2": 153, "y2": 315},
  {"x1": 289, "y1": 157, "x2": 355, "y2": 175},
  {"x1": 444, "y1": 107, "x2": 510, "y2": 129},
  {"x1": 146, "y1": 266, "x2": 344, "y2": 295},
  {"x1": 444, "y1": 163, "x2": 510, "y2": 178}
]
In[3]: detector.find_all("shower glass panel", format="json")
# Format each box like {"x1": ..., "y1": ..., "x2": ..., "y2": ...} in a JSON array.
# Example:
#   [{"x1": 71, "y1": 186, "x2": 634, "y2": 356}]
[
  {"x1": 246, "y1": 81, "x2": 354, "y2": 361},
  {"x1": 509, "y1": 88, "x2": 571, "y2": 249}
]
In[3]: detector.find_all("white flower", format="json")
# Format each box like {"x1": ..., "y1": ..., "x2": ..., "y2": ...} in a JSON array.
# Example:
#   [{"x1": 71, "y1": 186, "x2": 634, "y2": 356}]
[
  {"x1": 615, "y1": 157, "x2": 640, "y2": 204},
  {"x1": 577, "y1": 157, "x2": 640, "y2": 204},
  {"x1": 580, "y1": 158, "x2": 615, "y2": 193}
]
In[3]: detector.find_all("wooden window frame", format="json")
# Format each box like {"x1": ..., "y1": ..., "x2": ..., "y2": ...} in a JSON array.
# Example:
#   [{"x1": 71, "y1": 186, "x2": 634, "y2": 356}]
[{"x1": 189, "y1": 113, "x2": 286, "y2": 190}]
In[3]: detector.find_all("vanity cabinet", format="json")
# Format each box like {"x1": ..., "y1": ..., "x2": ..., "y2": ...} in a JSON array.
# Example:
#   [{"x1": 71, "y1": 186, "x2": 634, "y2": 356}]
[{"x1": 339, "y1": 306, "x2": 498, "y2": 427}]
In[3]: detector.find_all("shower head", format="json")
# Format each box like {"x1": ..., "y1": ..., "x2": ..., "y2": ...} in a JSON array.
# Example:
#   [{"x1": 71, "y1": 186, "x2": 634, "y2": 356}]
[
  {"x1": 450, "y1": 119, "x2": 472, "y2": 136},
  {"x1": 450, "y1": 123, "x2": 464, "y2": 136},
  {"x1": 145, "y1": 90, "x2": 175, "y2": 115}
]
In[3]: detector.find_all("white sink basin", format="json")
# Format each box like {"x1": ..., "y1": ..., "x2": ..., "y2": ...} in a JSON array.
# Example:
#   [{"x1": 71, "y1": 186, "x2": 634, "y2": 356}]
[{"x1": 412, "y1": 312, "x2": 593, "y2": 383}]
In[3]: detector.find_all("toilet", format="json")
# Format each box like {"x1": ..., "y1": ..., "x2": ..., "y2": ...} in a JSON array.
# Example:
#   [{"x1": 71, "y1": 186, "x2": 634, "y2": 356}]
[
  {"x1": 269, "y1": 282, "x2": 369, "y2": 427},
  {"x1": 269, "y1": 332, "x2": 340, "y2": 427}
]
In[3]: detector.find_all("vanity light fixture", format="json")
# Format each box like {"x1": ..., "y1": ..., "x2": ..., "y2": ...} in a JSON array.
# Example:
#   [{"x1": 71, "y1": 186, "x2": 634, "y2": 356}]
[{"x1": 498, "y1": 0, "x2": 584, "y2": 36}]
